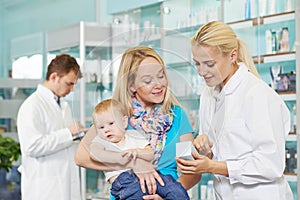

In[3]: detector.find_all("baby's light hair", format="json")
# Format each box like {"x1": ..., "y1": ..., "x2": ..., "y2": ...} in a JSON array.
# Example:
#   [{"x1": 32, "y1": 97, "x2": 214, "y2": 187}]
[{"x1": 93, "y1": 98, "x2": 127, "y2": 125}]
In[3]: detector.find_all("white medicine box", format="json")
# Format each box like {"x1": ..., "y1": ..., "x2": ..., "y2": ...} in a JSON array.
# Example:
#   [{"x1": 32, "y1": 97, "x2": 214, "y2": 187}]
[{"x1": 176, "y1": 141, "x2": 199, "y2": 160}]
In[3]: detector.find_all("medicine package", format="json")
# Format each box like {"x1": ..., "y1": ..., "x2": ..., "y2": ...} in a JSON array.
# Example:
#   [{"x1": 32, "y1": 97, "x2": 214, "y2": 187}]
[{"x1": 176, "y1": 141, "x2": 200, "y2": 160}]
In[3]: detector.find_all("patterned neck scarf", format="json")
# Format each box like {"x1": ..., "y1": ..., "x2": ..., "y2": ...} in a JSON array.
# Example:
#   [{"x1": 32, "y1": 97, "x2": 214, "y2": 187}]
[{"x1": 129, "y1": 98, "x2": 173, "y2": 164}]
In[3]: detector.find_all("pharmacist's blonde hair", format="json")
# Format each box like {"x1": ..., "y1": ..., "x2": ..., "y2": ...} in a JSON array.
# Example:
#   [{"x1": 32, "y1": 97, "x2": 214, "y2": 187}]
[
  {"x1": 112, "y1": 46, "x2": 180, "y2": 116},
  {"x1": 191, "y1": 21, "x2": 260, "y2": 78}
]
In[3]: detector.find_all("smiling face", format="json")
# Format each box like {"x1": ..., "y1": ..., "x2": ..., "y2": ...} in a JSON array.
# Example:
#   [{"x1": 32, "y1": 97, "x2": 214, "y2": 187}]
[
  {"x1": 192, "y1": 45, "x2": 238, "y2": 87},
  {"x1": 130, "y1": 57, "x2": 167, "y2": 110},
  {"x1": 94, "y1": 107, "x2": 128, "y2": 144}
]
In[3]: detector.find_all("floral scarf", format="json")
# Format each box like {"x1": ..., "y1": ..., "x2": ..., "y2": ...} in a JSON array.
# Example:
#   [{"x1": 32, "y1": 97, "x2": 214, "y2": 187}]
[{"x1": 129, "y1": 98, "x2": 173, "y2": 164}]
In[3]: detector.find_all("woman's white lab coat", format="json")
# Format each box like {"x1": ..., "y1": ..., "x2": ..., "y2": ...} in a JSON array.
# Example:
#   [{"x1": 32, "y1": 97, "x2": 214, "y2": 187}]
[
  {"x1": 17, "y1": 85, "x2": 81, "y2": 200},
  {"x1": 199, "y1": 63, "x2": 293, "y2": 200}
]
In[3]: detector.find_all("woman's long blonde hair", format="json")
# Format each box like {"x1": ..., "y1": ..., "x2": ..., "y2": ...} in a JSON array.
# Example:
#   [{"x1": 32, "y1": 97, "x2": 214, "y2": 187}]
[
  {"x1": 112, "y1": 46, "x2": 180, "y2": 116},
  {"x1": 191, "y1": 21, "x2": 260, "y2": 78}
]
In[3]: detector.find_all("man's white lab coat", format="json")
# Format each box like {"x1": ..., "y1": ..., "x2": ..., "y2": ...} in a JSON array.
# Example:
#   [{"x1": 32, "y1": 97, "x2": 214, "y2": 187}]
[{"x1": 17, "y1": 85, "x2": 81, "y2": 200}]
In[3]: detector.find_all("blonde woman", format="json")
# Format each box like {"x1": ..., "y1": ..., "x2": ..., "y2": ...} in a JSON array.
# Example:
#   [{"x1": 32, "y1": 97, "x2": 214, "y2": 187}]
[
  {"x1": 176, "y1": 21, "x2": 293, "y2": 200},
  {"x1": 76, "y1": 46, "x2": 200, "y2": 199}
]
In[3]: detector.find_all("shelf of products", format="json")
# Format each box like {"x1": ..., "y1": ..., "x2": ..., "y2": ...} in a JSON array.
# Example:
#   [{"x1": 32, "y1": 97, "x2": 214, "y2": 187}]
[{"x1": 0, "y1": 78, "x2": 42, "y2": 133}]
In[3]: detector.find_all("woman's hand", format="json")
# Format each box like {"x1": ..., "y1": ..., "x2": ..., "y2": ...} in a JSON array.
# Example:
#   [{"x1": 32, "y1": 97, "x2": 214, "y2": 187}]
[
  {"x1": 143, "y1": 194, "x2": 163, "y2": 200},
  {"x1": 131, "y1": 159, "x2": 164, "y2": 194},
  {"x1": 176, "y1": 152, "x2": 211, "y2": 175},
  {"x1": 193, "y1": 134, "x2": 213, "y2": 157}
]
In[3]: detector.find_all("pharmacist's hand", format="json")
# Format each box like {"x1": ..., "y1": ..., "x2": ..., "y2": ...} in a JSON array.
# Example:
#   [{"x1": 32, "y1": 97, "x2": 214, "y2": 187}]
[
  {"x1": 143, "y1": 194, "x2": 163, "y2": 200},
  {"x1": 193, "y1": 134, "x2": 213, "y2": 157},
  {"x1": 176, "y1": 152, "x2": 211, "y2": 175},
  {"x1": 68, "y1": 121, "x2": 87, "y2": 136},
  {"x1": 132, "y1": 159, "x2": 164, "y2": 194}
]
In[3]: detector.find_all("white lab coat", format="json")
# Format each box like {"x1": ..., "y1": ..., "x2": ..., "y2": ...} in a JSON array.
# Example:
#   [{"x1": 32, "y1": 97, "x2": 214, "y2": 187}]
[
  {"x1": 199, "y1": 63, "x2": 293, "y2": 200},
  {"x1": 17, "y1": 85, "x2": 81, "y2": 200}
]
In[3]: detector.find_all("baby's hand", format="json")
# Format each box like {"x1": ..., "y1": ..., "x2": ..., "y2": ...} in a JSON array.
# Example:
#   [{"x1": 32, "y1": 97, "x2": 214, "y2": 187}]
[{"x1": 121, "y1": 149, "x2": 138, "y2": 161}]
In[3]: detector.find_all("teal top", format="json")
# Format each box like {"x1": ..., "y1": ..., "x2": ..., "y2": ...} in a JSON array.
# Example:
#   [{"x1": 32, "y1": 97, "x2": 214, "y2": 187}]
[
  {"x1": 110, "y1": 106, "x2": 194, "y2": 199},
  {"x1": 155, "y1": 106, "x2": 194, "y2": 179}
]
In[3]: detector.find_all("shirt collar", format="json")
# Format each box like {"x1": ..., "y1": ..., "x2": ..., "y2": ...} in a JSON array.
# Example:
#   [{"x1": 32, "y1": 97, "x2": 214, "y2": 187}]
[
  {"x1": 222, "y1": 62, "x2": 248, "y2": 95},
  {"x1": 37, "y1": 84, "x2": 59, "y2": 102}
]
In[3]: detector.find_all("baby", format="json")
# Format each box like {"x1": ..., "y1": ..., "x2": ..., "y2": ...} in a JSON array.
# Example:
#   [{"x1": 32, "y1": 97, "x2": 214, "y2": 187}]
[{"x1": 90, "y1": 98, "x2": 189, "y2": 200}]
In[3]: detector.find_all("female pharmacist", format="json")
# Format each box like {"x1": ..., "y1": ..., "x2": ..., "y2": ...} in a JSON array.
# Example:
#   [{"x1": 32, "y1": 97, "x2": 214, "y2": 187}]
[{"x1": 176, "y1": 21, "x2": 293, "y2": 200}]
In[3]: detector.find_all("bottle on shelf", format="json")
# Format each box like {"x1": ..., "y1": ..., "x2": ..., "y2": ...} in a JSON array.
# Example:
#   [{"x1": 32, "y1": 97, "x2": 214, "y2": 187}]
[
  {"x1": 285, "y1": 0, "x2": 293, "y2": 12},
  {"x1": 289, "y1": 148, "x2": 297, "y2": 173},
  {"x1": 265, "y1": 29, "x2": 273, "y2": 54},
  {"x1": 271, "y1": 30, "x2": 277, "y2": 53},
  {"x1": 260, "y1": 0, "x2": 267, "y2": 16},
  {"x1": 206, "y1": 180, "x2": 215, "y2": 200},
  {"x1": 293, "y1": 103, "x2": 296, "y2": 133},
  {"x1": 244, "y1": 0, "x2": 251, "y2": 19},
  {"x1": 200, "y1": 184, "x2": 207, "y2": 200},
  {"x1": 279, "y1": 27, "x2": 290, "y2": 53},
  {"x1": 285, "y1": 147, "x2": 291, "y2": 172},
  {"x1": 269, "y1": 0, "x2": 276, "y2": 15}
]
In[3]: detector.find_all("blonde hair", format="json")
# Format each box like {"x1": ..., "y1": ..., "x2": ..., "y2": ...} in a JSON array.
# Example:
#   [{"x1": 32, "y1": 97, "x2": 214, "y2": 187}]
[
  {"x1": 191, "y1": 21, "x2": 260, "y2": 78},
  {"x1": 93, "y1": 98, "x2": 126, "y2": 121},
  {"x1": 112, "y1": 46, "x2": 180, "y2": 116}
]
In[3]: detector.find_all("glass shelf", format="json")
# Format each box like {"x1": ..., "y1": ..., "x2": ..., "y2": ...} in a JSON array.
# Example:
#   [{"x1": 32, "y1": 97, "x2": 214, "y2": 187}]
[
  {"x1": 279, "y1": 91, "x2": 296, "y2": 101},
  {"x1": 285, "y1": 174, "x2": 297, "y2": 182},
  {"x1": 287, "y1": 133, "x2": 297, "y2": 141},
  {"x1": 228, "y1": 11, "x2": 295, "y2": 28},
  {"x1": 254, "y1": 52, "x2": 296, "y2": 64}
]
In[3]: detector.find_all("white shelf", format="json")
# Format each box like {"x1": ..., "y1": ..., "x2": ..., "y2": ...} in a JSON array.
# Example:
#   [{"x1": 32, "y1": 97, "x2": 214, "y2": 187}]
[
  {"x1": 229, "y1": 20, "x2": 253, "y2": 29},
  {"x1": 1, "y1": 132, "x2": 19, "y2": 141},
  {"x1": 263, "y1": 53, "x2": 295, "y2": 63},
  {"x1": 46, "y1": 22, "x2": 112, "y2": 52},
  {"x1": 0, "y1": 78, "x2": 41, "y2": 119},
  {"x1": 0, "y1": 78, "x2": 42, "y2": 88},
  {"x1": 280, "y1": 93, "x2": 296, "y2": 101},
  {"x1": 287, "y1": 134, "x2": 297, "y2": 141},
  {"x1": 285, "y1": 174, "x2": 297, "y2": 182},
  {"x1": 263, "y1": 12, "x2": 295, "y2": 25},
  {"x1": 0, "y1": 99, "x2": 24, "y2": 119}
]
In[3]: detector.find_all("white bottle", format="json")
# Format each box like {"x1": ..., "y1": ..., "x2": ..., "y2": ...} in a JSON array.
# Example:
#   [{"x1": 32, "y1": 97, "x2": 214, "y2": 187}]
[
  {"x1": 269, "y1": 0, "x2": 276, "y2": 15},
  {"x1": 286, "y1": 0, "x2": 292, "y2": 12},
  {"x1": 293, "y1": 103, "x2": 297, "y2": 132},
  {"x1": 123, "y1": 14, "x2": 130, "y2": 43},
  {"x1": 260, "y1": 0, "x2": 267, "y2": 16},
  {"x1": 200, "y1": 185, "x2": 207, "y2": 200},
  {"x1": 244, "y1": 0, "x2": 251, "y2": 19},
  {"x1": 206, "y1": 180, "x2": 215, "y2": 200},
  {"x1": 265, "y1": 29, "x2": 273, "y2": 54}
]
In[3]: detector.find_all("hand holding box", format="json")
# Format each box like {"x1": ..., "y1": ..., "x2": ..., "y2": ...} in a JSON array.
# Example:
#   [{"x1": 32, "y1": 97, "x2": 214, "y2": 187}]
[{"x1": 176, "y1": 141, "x2": 200, "y2": 160}]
